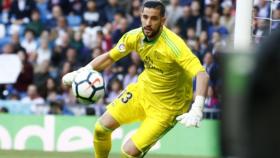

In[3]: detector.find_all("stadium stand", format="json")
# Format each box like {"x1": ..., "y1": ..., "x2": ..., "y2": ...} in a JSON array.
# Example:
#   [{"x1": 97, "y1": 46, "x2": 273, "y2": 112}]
[{"x1": 0, "y1": 0, "x2": 242, "y2": 119}]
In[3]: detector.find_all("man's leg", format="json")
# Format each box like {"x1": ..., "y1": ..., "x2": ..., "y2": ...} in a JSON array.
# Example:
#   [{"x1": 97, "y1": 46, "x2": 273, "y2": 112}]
[
  {"x1": 121, "y1": 139, "x2": 142, "y2": 158},
  {"x1": 94, "y1": 83, "x2": 145, "y2": 158},
  {"x1": 94, "y1": 112, "x2": 120, "y2": 158},
  {"x1": 121, "y1": 112, "x2": 177, "y2": 158}
]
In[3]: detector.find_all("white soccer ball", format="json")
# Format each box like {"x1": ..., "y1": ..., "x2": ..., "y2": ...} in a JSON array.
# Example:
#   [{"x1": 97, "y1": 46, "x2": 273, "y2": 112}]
[{"x1": 72, "y1": 69, "x2": 105, "y2": 104}]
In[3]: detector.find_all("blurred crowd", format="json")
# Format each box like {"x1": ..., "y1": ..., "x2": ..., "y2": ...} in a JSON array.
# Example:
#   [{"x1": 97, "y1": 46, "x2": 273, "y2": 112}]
[
  {"x1": 252, "y1": 0, "x2": 280, "y2": 43},
  {"x1": 0, "y1": 0, "x2": 278, "y2": 117}
]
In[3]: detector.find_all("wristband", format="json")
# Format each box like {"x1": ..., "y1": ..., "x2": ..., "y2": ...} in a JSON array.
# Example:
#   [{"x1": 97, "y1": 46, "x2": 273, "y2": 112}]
[
  {"x1": 193, "y1": 96, "x2": 205, "y2": 109},
  {"x1": 84, "y1": 64, "x2": 93, "y2": 70}
]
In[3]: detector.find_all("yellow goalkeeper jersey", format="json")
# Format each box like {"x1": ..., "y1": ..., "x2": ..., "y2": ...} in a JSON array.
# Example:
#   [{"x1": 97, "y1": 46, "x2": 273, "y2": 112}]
[{"x1": 109, "y1": 26, "x2": 205, "y2": 112}]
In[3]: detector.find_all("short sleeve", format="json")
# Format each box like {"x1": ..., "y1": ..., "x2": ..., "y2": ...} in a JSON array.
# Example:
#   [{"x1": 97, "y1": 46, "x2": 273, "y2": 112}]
[
  {"x1": 109, "y1": 33, "x2": 136, "y2": 61},
  {"x1": 173, "y1": 42, "x2": 205, "y2": 77}
]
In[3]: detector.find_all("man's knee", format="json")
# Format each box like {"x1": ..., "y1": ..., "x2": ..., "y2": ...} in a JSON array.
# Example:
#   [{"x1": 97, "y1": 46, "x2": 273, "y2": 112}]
[
  {"x1": 94, "y1": 112, "x2": 120, "y2": 138},
  {"x1": 121, "y1": 139, "x2": 142, "y2": 158},
  {"x1": 94, "y1": 121, "x2": 113, "y2": 138}
]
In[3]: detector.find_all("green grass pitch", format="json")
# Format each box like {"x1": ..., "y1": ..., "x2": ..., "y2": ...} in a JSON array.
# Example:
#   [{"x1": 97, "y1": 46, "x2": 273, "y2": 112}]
[{"x1": 0, "y1": 150, "x2": 212, "y2": 158}]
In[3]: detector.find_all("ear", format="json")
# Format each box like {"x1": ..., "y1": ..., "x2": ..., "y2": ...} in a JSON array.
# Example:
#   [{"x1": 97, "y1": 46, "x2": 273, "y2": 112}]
[{"x1": 161, "y1": 16, "x2": 166, "y2": 25}]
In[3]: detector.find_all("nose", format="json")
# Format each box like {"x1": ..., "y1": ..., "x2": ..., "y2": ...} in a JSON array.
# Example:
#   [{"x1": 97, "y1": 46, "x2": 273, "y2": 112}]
[{"x1": 146, "y1": 18, "x2": 152, "y2": 26}]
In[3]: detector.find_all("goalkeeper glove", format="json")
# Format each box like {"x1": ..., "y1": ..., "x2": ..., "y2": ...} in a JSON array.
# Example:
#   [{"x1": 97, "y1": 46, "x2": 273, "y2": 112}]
[
  {"x1": 176, "y1": 96, "x2": 205, "y2": 128},
  {"x1": 62, "y1": 65, "x2": 92, "y2": 86}
]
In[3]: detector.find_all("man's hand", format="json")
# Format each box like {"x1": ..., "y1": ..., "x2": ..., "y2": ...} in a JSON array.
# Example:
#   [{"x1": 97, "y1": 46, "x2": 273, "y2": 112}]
[
  {"x1": 62, "y1": 65, "x2": 92, "y2": 86},
  {"x1": 62, "y1": 70, "x2": 78, "y2": 86},
  {"x1": 176, "y1": 96, "x2": 205, "y2": 128}
]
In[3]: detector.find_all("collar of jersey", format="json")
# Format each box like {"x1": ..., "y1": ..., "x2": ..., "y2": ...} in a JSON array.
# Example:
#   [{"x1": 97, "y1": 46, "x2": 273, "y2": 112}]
[{"x1": 143, "y1": 26, "x2": 164, "y2": 44}]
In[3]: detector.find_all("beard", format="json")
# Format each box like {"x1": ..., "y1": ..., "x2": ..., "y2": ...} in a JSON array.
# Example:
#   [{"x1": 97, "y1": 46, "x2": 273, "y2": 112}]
[{"x1": 142, "y1": 25, "x2": 161, "y2": 39}]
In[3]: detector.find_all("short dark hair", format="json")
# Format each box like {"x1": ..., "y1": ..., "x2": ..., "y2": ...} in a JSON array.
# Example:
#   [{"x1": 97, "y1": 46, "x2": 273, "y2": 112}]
[{"x1": 142, "y1": 0, "x2": 165, "y2": 17}]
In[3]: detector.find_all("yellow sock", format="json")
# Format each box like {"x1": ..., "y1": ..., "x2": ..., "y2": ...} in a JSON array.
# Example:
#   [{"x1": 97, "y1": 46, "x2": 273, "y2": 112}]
[{"x1": 93, "y1": 121, "x2": 113, "y2": 158}]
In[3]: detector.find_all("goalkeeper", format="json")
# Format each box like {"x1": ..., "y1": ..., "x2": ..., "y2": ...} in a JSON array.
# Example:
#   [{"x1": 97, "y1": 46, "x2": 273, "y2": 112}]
[{"x1": 63, "y1": 0, "x2": 209, "y2": 157}]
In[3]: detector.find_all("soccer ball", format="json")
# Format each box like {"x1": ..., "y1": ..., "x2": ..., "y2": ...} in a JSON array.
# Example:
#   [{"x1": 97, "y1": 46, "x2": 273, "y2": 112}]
[{"x1": 72, "y1": 69, "x2": 105, "y2": 104}]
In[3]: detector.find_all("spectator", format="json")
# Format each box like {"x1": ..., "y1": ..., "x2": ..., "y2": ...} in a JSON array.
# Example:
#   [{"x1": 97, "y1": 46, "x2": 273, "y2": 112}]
[
  {"x1": 186, "y1": 27, "x2": 197, "y2": 49},
  {"x1": 209, "y1": 31, "x2": 226, "y2": 54},
  {"x1": 104, "y1": 0, "x2": 124, "y2": 23},
  {"x1": 36, "y1": 37, "x2": 51, "y2": 65},
  {"x1": 0, "y1": 0, "x2": 12, "y2": 25},
  {"x1": 60, "y1": 84, "x2": 77, "y2": 106},
  {"x1": 9, "y1": 0, "x2": 36, "y2": 25},
  {"x1": 128, "y1": 1, "x2": 141, "y2": 29},
  {"x1": 118, "y1": 0, "x2": 133, "y2": 13},
  {"x1": 53, "y1": 16, "x2": 71, "y2": 47},
  {"x1": 190, "y1": 0, "x2": 209, "y2": 37},
  {"x1": 41, "y1": 77, "x2": 59, "y2": 99},
  {"x1": 82, "y1": 25, "x2": 102, "y2": 49},
  {"x1": 102, "y1": 23, "x2": 114, "y2": 52},
  {"x1": 252, "y1": 5, "x2": 260, "y2": 38},
  {"x1": 47, "y1": 0, "x2": 70, "y2": 15},
  {"x1": 111, "y1": 10, "x2": 126, "y2": 31},
  {"x1": 14, "y1": 49, "x2": 34, "y2": 94},
  {"x1": 48, "y1": 99, "x2": 73, "y2": 115},
  {"x1": 51, "y1": 44, "x2": 64, "y2": 68},
  {"x1": 33, "y1": 60, "x2": 51, "y2": 97},
  {"x1": 272, "y1": 6, "x2": 280, "y2": 30},
  {"x1": 128, "y1": 0, "x2": 141, "y2": 29},
  {"x1": 204, "y1": 4, "x2": 214, "y2": 24},
  {"x1": 10, "y1": 32, "x2": 24, "y2": 53},
  {"x1": 208, "y1": 12, "x2": 229, "y2": 39},
  {"x1": 67, "y1": 12, "x2": 82, "y2": 29},
  {"x1": 166, "y1": 0, "x2": 183, "y2": 28},
  {"x1": 253, "y1": 19, "x2": 270, "y2": 44},
  {"x1": 198, "y1": 31, "x2": 209, "y2": 56},
  {"x1": 96, "y1": 30, "x2": 112, "y2": 52},
  {"x1": 205, "y1": 85, "x2": 219, "y2": 109},
  {"x1": 63, "y1": 47, "x2": 82, "y2": 70},
  {"x1": 105, "y1": 79, "x2": 123, "y2": 104},
  {"x1": 171, "y1": 25, "x2": 181, "y2": 35},
  {"x1": 191, "y1": 39, "x2": 204, "y2": 63},
  {"x1": 70, "y1": 30, "x2": 84, "y2": 52},
  {"x1": 203, "y1": 52, "x2": 219, "y2": 86},
  {"x1": 112, "y1": 18, "x2": 129, "y2": 44},
  {"x1": 256, "y1": 0, "x2": 270, "y2": 18},
  {"x1": 82, "y1": 0, "x2": 106, "y2": 27},
  {"x1": 25, "y1": 9, "x2": 45, "y2": 37},
  {"x1": 176, "y1": 5, "x2": 192, "y2": 38},
  {"x1": 48, "y1": 100, "x2": 63, "y2": 115},
  {"x1": 46, "y1": 5, "x2": 63, "y2": 28},
  {"x1": 220, "y1": 1, "x2": 235, "y2": 36},
  {"x1": 69, "y1": 0, "x2": 86, "y2": 16},
  {"x1": 209, "y1": 0, "x2": 223, "y2": 14},
  {"x1": 95, "y1": 30, "x2": 108, "y2": 52},
  {"x1": 21, "y1": 84, "x2": 45, "y2": 109},
  {"x1": 20, "y1": 29, "x2": 38, "y2": 62}
]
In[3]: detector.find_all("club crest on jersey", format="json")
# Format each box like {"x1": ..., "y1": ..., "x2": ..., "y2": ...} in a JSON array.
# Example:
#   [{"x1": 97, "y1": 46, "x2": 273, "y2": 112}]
[{"x1": 118, "y1": 43, "x2": 126, "y2": 53}]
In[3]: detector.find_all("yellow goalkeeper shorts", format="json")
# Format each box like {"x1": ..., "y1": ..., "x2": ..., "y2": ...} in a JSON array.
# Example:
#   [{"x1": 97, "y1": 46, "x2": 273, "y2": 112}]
[{"x1": 107, "y1": 83, "x2": 178, "y2": 152}]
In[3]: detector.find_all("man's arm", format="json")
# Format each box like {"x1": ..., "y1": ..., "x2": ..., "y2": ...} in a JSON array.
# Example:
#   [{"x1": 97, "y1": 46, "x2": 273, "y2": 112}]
[
  {"x1": 195, "y1": 71, "x2": 209, "y2": 97},
  {"x1": 176, "y1": 71, "x2": 209, "y2": 128},
  {"x1": 62, "y1": 52, "x2": 114, "y2": 86},
  {"x1": 86, "y1": 52, "x2": 115, "y2": 71}
]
